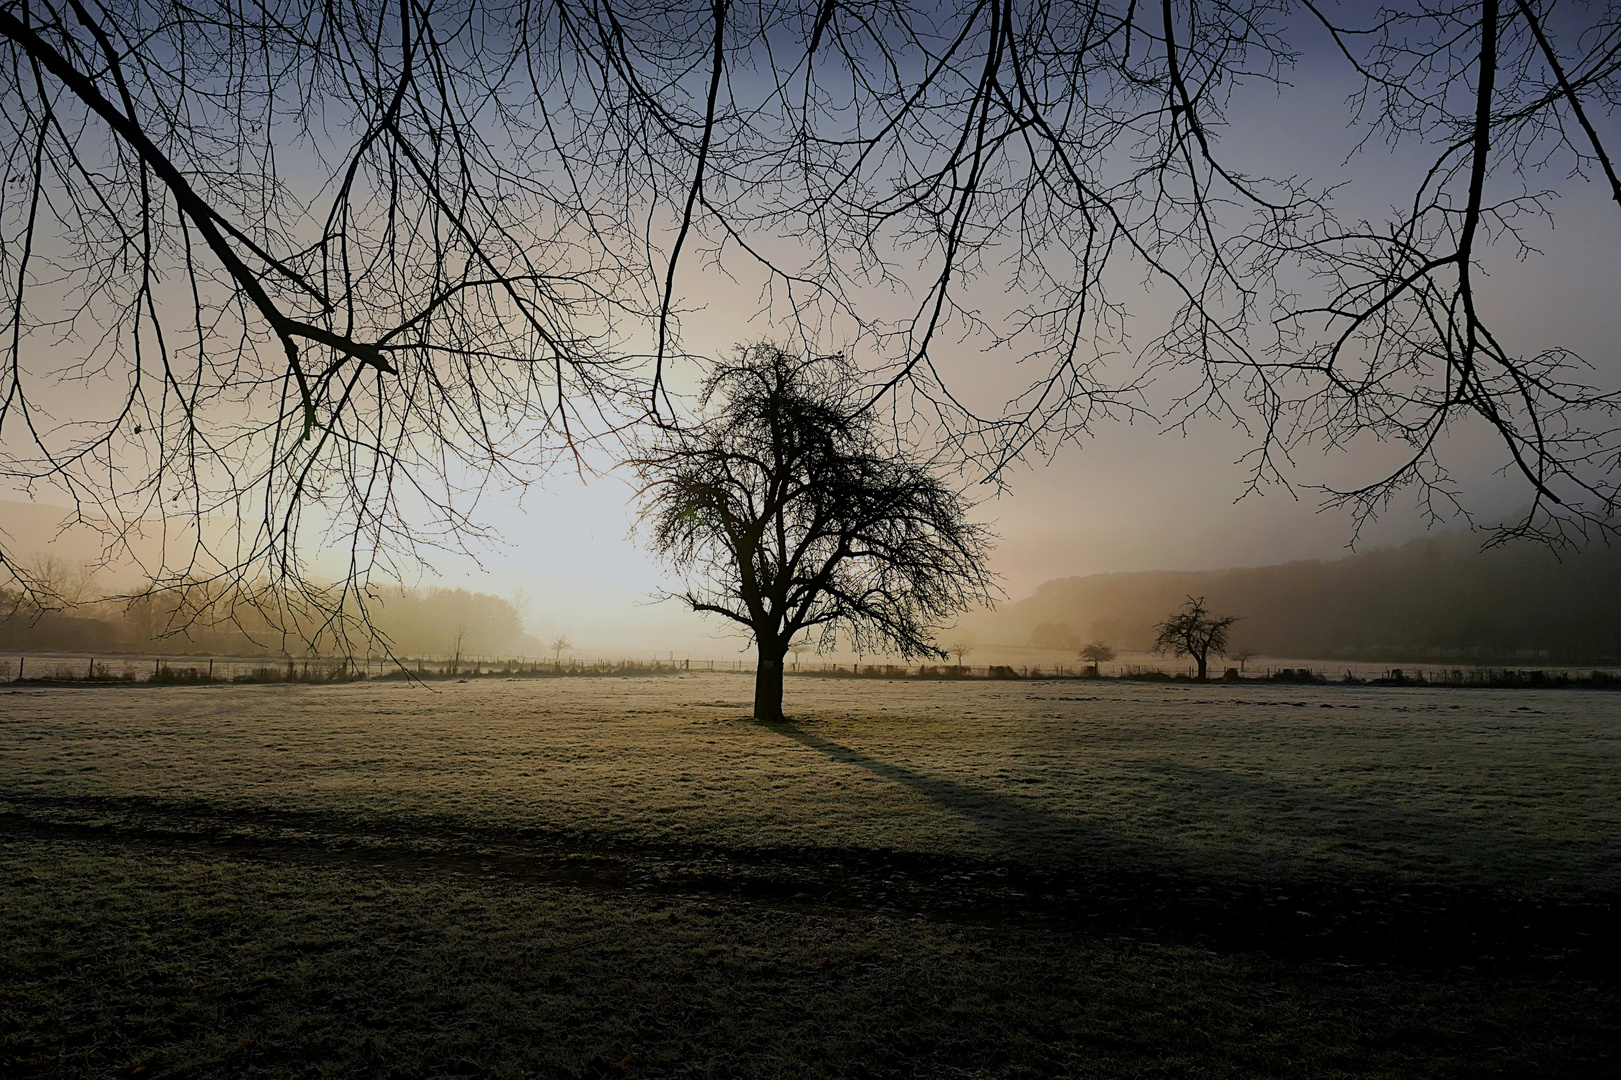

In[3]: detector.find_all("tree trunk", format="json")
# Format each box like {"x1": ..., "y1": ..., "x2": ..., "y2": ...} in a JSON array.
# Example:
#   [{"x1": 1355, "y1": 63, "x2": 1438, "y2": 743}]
[
  {"x1": 1194, "y1": 648, "x2": 1209, "y2": 680},
  {"x1": 753, "y1": 641, "x2": 787, "y2": 722}
]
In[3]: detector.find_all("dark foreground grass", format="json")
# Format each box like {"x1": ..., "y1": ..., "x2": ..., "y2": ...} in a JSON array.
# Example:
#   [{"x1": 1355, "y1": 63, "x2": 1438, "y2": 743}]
[
  {"x1": 2, "y1": 817, "x2": 1616, "y2": 1079},
  {"x1": 2, "y1": 679, "x2": 1618, "y2": 1077}
]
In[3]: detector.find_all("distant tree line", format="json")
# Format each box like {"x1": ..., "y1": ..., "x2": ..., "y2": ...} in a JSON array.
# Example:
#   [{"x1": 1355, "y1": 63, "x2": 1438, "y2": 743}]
[
  {"x1": 1009, "y1": 533, "x2": 1621, "y2": 663},
  {"x1": 4, "y1": 0, "x2": 1620, "y2": 636},
  {"x1": 0, "y1": 574, "x2": 532, "y2": 659}
]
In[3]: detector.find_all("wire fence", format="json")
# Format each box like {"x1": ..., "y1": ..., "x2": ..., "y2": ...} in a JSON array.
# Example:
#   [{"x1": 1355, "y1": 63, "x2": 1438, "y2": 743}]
[
  {"x1": 5, "y1": 652, "x2": 1619, "y2": 688},
  {"x1": 790, "y1": 661, "x2": 1621, "y2": 686},
  {"x1": 3, "y1": 654, "x2": 693, "y2": 684},
  {"x1": 0, "y1": 653, "x2": 1214, "y2": 684}
]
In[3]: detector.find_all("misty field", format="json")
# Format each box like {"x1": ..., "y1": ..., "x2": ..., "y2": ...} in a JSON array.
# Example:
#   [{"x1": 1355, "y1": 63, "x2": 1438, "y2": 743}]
[{"x1": 3, "y1": 676, "x2": 1618, "y2": 1077}]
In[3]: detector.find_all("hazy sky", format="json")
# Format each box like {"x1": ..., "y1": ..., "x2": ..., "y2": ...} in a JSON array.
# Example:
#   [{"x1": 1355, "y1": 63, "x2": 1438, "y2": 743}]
[
  {"x1": 455, "y1": 31, "x2": 1621, "y2": 652},
  {"x1": 7, "y1": 11, "x2": 1620, "y2": 659}
]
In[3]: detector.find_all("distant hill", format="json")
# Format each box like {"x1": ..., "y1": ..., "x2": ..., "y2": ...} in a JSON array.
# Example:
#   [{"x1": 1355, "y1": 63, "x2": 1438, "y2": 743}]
[
  {"x1": 983, "y1": 533, "x2": 1621, "y2": 663},
  {"x1": 1, "y1": 501, "x2": 536, "y2": 656},
  {"x1": 0, "y1": 583, "x2": 535, "y2": 658}
]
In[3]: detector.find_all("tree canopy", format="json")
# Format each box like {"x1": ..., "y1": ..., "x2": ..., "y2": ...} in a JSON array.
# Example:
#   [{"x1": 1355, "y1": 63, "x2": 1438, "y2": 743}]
[
  {"x1": 632, "y1": 343, "x2": 995, "y2": 720},
  {"x1": 1079, "y1": 641, "x2": 1117, "y2": 666},
  {"x1": 1152, "y1": 595, "x2": 1242, "y2": 679},
  {"x1": 3, "y1": 1, "x2": 1618, "y2": 634}
]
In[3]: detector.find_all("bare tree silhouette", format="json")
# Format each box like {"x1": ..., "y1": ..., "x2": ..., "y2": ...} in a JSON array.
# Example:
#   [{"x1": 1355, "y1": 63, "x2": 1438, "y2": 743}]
[
  {"x1": 449, "y1": 625, "x2": 470, "y2": 677},
  {"x1": 787, "y1": 638, "x2": 813, "y2": 672},
  {"x1": 0, "y1": 0, "x2": 651, "y2": 642},
  {"x1": 633, "y1": 343, "x2": 996, "y2": 722},
  {"x1": 20, "y1": 553, "x2": 99, "y2": 610},
  {"x1": 1079, "y1": 641, "x2": 1117, "y2": 672},
  {"x1": 512, "y1": 0, "x2": 1621, "y2": 545},
  {"x1": 1153, "y1": 596, "x2": 1242, "y2": 680},
  {"x1": 4, "y1": 0, "x2": 1618, "y2": 643}
]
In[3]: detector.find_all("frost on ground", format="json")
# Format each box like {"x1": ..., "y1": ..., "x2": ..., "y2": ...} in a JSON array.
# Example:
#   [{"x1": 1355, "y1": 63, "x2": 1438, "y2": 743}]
[
  {"x1": 2, "y1": 676, "x2": 1616, "y2": 889},
  {"x1": 1, "y1": 677, "x2": 1617, "y2": 1078}
]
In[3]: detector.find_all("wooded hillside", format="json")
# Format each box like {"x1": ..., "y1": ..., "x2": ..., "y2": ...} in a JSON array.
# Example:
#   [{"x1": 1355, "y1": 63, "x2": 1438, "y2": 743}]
[
  {"x1": 994, "y1": 534, "x2": 1621, "y2": 663},
  {"x1": 0, "y1": 584, "x2": 531, "y2": 658}
]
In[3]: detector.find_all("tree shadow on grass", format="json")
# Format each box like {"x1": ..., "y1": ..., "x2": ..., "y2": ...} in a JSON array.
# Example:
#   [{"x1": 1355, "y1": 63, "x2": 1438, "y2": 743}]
[
  {"x1": 765, "y1": 721, "x2": 1620, "y2": 969},
  {"x1": 1114, "y1": 757, "x2": 1621, "y2": 891},
  {"x1": 769, "y1": 720, "x2": 1134, "y2": 862},
  {"x1": 770, "y1": 720, "x2": 1598, "y2": 886}
]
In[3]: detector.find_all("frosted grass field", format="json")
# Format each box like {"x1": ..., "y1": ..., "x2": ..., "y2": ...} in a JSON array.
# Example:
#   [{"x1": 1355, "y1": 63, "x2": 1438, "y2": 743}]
[
  {"x1": 3, "y1": 676, "x2": 1618, "y2": 1077},
  {"x1": 3, "y1": 675, "x2": 1616, "y2": 890}
]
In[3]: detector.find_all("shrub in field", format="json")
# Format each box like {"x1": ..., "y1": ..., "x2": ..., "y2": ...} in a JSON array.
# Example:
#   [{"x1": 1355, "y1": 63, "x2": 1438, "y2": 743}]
[
  {"x1": 1079, "y1": 642, "x2": 1117, "y2": 668},
  {"x1": 150, "y1": 664, "x2": 210, "y2": 684}
]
